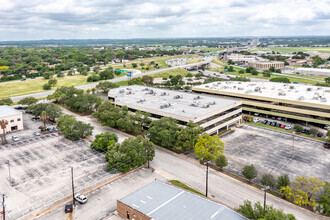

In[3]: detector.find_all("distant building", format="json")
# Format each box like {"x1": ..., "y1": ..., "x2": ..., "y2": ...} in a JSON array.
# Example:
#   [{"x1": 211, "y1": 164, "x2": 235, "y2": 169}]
[
  {"x1": 293, "y1": 68, "x2": 330, "y2": 77},
  {"x1": 248, "y1": 60, "x2": 284, "y2": 70},
  {"x1": 0, "y1": 105, "x2": 24, "y2": 132},
  {"x1": 285, "y1": 59, "x2": 313, "y2": 66},
  {"x1": 306, "y1": 51, "x2": 330, "y2": 60},
  {"x1": 227, "y1": 54, "x2": 256, "y2": 64},
  {"x1": 193, "y1": 82, "x2": 330, "y2": 127},
  {"x1": 108, "y1": 85, "x2": 242, "y2": 135},
  {"x1": 117, "y1": 181, "x2": 247, "y2": 220}
]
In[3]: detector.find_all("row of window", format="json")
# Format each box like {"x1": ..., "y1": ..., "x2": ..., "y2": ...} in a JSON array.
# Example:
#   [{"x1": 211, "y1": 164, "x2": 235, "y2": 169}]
[{"x1": 9, "y1": 118, "x2": 21, "y2": 123}]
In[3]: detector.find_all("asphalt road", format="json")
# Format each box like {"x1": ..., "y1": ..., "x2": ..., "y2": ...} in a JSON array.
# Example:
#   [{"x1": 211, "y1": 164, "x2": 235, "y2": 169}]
[{"x1": 10, "y1": 60, "x2": 210, "y2": 102}]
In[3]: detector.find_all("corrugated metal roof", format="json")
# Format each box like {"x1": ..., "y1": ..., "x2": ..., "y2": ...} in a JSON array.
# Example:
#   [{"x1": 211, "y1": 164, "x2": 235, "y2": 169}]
[
  {"x1": 0, "y1": 105, "x2": 22, "y2": 118},
  {"x1": 120, "y1": 181, "x2": 247, "y2": 220}
]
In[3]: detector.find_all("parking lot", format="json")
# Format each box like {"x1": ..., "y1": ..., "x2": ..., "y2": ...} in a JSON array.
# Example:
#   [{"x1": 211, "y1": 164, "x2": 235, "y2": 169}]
[
  {"x1": 221, "y1": 125, "x2": 330, "y2": 182},
  {"x1": 0, "y1": 112, "x2": 117, "y2": 220}
]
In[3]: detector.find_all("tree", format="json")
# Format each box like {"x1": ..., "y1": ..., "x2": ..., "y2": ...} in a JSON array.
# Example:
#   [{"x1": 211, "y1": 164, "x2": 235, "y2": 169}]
[
  {"x1": 141, "y1": 75, "x2": 154, "y2": 85},
  {"x1": 194, "y1": 133, "x2": 224, "y2": 162},
  {"x1": 96, "y1": 81, "x2": 119, "y2": 93},
  {"x1": 270, "y1": 77, "x2": 290, "y2": 83},
  {"x1": 45, "y1": 104, "x2": 62, "y2": 121},
  {"x1": 239, "y1": 69, "x2": 245, "y2": 74},
  {"x1": 242, "y1": 164, "x2": 258, "y2": 183},
  {"x1": 0, "y1": 98, "x2": 13, "y2": 106},
  {"x1": 43, "y1": 72, "x2": 53, "y2": 79},
  {"x1": 174, "y1": 121, "x2": 204, "y2": 153},
  {"x1": 105, "y1": 136, "x2": 155, "y2": 173},
  {"x1": 228, "y1": 66, "x2": 234, "y2": 72},
  {"x1": 269, "y1": 66, "x2": 276, "y2": 72},
  {"x1": 260, "y1": 173, "x2": 276, "y2": 188},
  {"x1": 293, "y1": 124, "x2": 303, "y2": 132},
  {"x1": 262, "y1": 70, "x2": 272, "y2": 77},
  {"x1": 280, "y1": 176, "x2": 325, "y2": 207},
  {"x1": 93, "y1": 66, "x2": 101, "y2": 74},
  {"x1": 310, "y1": 128, "x2": 318, "y2": 136},
  {"x1": 43, "y1": 83, "x2": 52, "y2": 90},
  {"x1": 236, "y1": 200, "x2": 296, "y2": 220},
  {"x1": 148, "y1": 117, "x2": 180, "y2": 149},
  {"x1": 57, "y1": 114, "x2": 93, "y2": 141},
  {"x1": 48, "y1": 78, "x2": 57, "y2": 87},
  {"x1": 251, "y1": 69, "x2": 259, "y2": 75},
  {"x1": 325, "y1": 77, "x2": 330, "y2": 84},
  {"x1": 276, "y1": 174, "x2": 290, "y2": 190},
  {"x1": 316, "y1": 182, "x2": 330, "y2": 216},
  {"x1": 132, "y1": 63, "x2": 138, "y2": 68},
  {"x1": 87, "y1": 74, "x2": 100, "y2": 82},
  {"x1": 91, "y1": 132, "x2": 118, "y2": 152},
  {"x1": 0, "y1": 119, "x2": 8, "y2": 145},
  {"x1": 40, "y1": 111, "x2": 48, "y2": 129},
  {"x1": 18, "y1": 97, "x2": 38, "y2": 106},
  {"x1": 99, "y1": 69, "x2": 114, "y2": 80},
  {"x1": 215, "y1": 155, "x2": 228, "y2": 170}
]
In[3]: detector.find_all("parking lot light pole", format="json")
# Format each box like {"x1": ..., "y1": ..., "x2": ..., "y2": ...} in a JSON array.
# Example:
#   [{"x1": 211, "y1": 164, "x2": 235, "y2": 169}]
[
  {"x1": 205, "y1": 161, "x2": 210, "y2": 197},
  {"x1": 71, "y1": 167, "x2": 75, "y2": 206},
  {"x1": 292, "y1": 132, "x2": 295, "y2": 158},
  {"x1": 2, "y1": 193, "x2": 7, "y2": 220},
  {"x1": 261, "y1": 186, "x2": 270, "y2": 213},
  {"x1": 143, "y1": 133, "x2": 150, "y2": 169}
]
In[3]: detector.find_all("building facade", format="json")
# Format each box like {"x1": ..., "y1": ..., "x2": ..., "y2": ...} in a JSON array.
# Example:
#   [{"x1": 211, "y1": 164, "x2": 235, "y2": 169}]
[
  {"x1": 248, "y1": 60, "x2": 285, "y2": 70},
  {"x1": 0, "y1": 105, "x2": 24, "y2": 132},
  {"x1": 108, "y1": 85, "x2": 242, "y2": 135},
  {"x1": 193, "y1": 82, "x2": 330, "y2": 128}
]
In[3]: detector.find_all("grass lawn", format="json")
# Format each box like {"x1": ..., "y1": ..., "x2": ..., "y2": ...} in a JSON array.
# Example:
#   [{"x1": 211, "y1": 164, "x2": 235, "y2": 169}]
[
  {"x1": 169, "y1": 180, "x2": 204, "y2": 196},
  {"x1": 250, "y1": 47, "x2": 330, "y2": 54},
  {"x1": 149, "y1": 68, "x2": 192, "y2": 78},
  {"x1": 248, "y1": 122, "x2": 327, "y2": 142}
]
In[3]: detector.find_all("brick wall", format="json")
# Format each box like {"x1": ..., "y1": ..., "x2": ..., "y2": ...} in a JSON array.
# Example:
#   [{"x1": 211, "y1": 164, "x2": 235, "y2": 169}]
[{"x1": 117, "y1": 200, "x2": 151, "y2": 220}]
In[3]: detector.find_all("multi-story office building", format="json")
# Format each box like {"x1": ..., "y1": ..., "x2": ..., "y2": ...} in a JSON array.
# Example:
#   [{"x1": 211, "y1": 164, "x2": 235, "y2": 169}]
[{"x1": 248, "y1": 60, "x2": 285, "y2": 70}]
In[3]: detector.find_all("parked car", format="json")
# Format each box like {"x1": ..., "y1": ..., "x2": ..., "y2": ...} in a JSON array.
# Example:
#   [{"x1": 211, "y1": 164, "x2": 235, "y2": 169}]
[
  {"x1": 14, "y1": 106, "x2": 23, "y2": 110},
  {"x1": 272, "y1": 122, "x2": 277, "y2": 127},
  {"x1": 12, "y1": 136, "x2": 20, "y2": 142},
  {"x1": 276, "y1": 123, "x2": 282, "y2": 128},
  {"x1": 284, "y1": 125, "x2": 292, "y2": 130},
  {"x1": 261, "y1": 120, "x2": 268, "y2": 124},
  {"x1": 305, "y1": 129, "x2": 311, "y2": 135},
  {"x1": 253, "y1": 118, "x2": 260, "y2": 123},
  {"x1": 277, "y1": 117, "x2": 282, "y2": 121},
  {"x1": 64, "y1": 203, "x2": 73, "y2": 213},
  {"x1": 317, "y1": 132, "x2": 323, "y2": 137},
  {"x1": 280, "y1": 124, "x2": 286, "y2": 129},
  {"x1": 74, "y1": 194, "x2": 87, "y2": 204},
  {"x1": 47, "y1": 128, "x2": 54, "y2": 133},
  {"x1": 271, "y1": 116, "x2": 276, "y2": 120},
  {"x1": 324, "y1": 125, "x2": 330, "y2": 130},
  {"x1": 324, "y1": 143, "x2": 330, "y2": 149},
  {"x1": 21, "y1": 78, "x2": 26, "y2": 81},
  {"x1": 254, "y1": 113, "x2": 259, "y2": 116},
  {"x1": 34, "y1": 131, "x2": 41, "y2": 136},
  {"x1": 266, "y1": 121, "x2": 272, "y2": 126},
  {"x1": 32, "y1": 115, "x2": 40, "y2": 120},
  {"x1": 53, "y1": 127, "x2": 59, "y2": 132}
]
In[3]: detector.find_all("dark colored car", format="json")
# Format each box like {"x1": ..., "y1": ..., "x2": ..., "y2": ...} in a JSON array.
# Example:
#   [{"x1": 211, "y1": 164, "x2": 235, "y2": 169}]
[
  {"x1": 21, "y1": 78, "x2": 26, "y2": 81},
  {"x1": 65, "y1": 203, "x2": 73, "y2": 213},
  {"x1": 324, "y1": 143, "x2": 330, "y2": 149},
  {"x1": 32, "y1": 115, "x2": 40, "y2": 120},
  {"x1": 317, "y1": 132, "x2": 323, "y2": 137},
  {"x1": 305, "y1": 129, "x2": 311, "y2": 135},
  {"x1": 276, "y1": 123, "x2": 282, "y2": 127},
  {"x1": 273, "y1": 122, "x2": 277, "y2": 127}
]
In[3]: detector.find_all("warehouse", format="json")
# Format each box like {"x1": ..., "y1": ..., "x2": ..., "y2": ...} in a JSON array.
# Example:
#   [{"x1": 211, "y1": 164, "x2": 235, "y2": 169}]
[
  {"x1": 0, "y1": 105, "x2": 24, "y2": 132},
  {"x1": 117, "y1": 181, "x2": 247, "y2": 220},
  {"x1": 108, "y1": 85, "x2": 242, "y2": 135},
  {"x1": 192, "y1": 82, "x2": 330, "y2": 128}
]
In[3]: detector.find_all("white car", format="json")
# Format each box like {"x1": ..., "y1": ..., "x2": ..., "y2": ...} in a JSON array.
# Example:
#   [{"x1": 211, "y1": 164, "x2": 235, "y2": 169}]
[
  {"x1": 12, "y1": 136, "x2": 20, "y2": 142},
  {"x1": 324, "y1": 125, "x2": 330, "y2": 130},
  {"x1": 284, "y1": 125, "x2": 292, "y2": 130},
  {"x1": 253, "y1": 117, "x2": 260, "y2": 123},
  {"x1": 74, "y1": 194, "x2": 87, "y2": 204},
  {"x1": 34, "y1": 131, "x2": 41, "y2": 136}
]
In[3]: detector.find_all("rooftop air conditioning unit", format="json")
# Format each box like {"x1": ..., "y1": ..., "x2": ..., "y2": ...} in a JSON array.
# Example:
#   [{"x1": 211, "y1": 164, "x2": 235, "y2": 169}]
[
  {"x1": 119, "y1": 89, "x2": 125, "y2": 94},
  {"x1": 307, "y1": 88, "x2": 312, "y2": 91},
  {"x1": 202, "y1": 104, "x2": 209, "y2": 108},
  {"x1": 209, "y1": 101, "x2": 216, "y2": 105},
  {"x1": 126, "y1": 91, "x2": 132, "y2": 95},
  {"x1": 173, "y1": 95, "x2": 182, "y2": 99},
  {"x1": 194, "y1": 96, "x2": 201, "y2": 100}
]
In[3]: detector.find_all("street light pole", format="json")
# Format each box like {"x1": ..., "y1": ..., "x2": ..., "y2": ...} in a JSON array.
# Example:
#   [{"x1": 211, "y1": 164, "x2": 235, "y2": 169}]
[
  {"x1": 261, "y1": 186, "x2": 270, "y2": 213},
  {"x1": 143, "y1": 133, "x2": 150, "y2": 169},
  {"x1": 205, "y1": 161, "x2": 209, "y2": 197},
  {"x1": 2, "y1": 193, "x2": 6, "y2": 220},
  {"x1": 292, "y1": 132, "x2": 295, "y2": 158},
  {"x1": 71, "y1": 167, "x2": 75, "y2": 206}
]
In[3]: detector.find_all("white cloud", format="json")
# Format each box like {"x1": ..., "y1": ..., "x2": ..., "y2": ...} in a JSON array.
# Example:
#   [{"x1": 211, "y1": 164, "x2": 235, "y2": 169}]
[{"x1": 0, "y1": 0, "x2": 329, "y2": 40}]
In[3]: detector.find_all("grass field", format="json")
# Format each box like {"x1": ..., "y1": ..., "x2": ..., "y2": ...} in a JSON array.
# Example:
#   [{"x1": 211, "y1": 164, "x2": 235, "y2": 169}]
[
  {"x1": 187, "y1": 58, "x2": 204, "y2": 64},
  {"x1": 169, "y1": 180, "x2": 204, "y2": 196},
  {"x1": 250, "y1": 47, "x2": 330, "y2": 54},
  {"x1": 149, "y1": 68, "x2": 192, "y2": 78}
]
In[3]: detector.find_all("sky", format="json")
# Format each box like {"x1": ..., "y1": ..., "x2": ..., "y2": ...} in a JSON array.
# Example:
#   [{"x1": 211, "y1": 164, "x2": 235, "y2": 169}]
[{"x1": 0, "y1": 0, "x2": 329, "y2": 41}]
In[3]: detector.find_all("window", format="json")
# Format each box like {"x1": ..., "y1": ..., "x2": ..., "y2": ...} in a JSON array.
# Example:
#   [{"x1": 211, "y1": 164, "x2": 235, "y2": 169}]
[
  {"x1": 10, "y1": 120, "x2": 14, "y2": 123},
  {"x1": 126, "y1": 211, "x2": 130, "y2": 219},
  {"x1": 17, "y1": 118, "x2": 21, "y2": 122}
]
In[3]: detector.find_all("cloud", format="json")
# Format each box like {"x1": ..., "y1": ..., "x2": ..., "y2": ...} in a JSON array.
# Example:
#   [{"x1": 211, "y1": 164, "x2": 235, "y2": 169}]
[{"x1": 0, "y1": 0, "x2": 329, "y2": 41}]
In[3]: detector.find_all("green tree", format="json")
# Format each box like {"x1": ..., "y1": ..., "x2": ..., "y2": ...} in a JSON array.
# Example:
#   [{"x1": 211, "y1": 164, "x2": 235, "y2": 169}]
[
  {"x1": 174, "y1": 121, "x2": 204, "y2": 153},
  {"x1": 18, "y1": 97, "x2": 38, "y2": 106},
  {"x1": 280, "y1": 176, "x2": 325, "y2": 207},
  {"x1": 0, "y1": 98, "x2": 13, "y2": 106},
  {"x1": 132, "y1": 63, "x2": 138, "y2": 68},
  {"x1": 93, "y1": 66, "x2": 101, "y2": 74},
  {"x1": 141, "y1": 75, "x2": 154, "y2": 85},
  {"x1": 325, "y1": 77, "x2": 330, "y2": 84},
  {"x1": 148, "y1": 117, "x2": 180, "y2": 149},
  {"x1": 293, "y1": 124, "x2": 303, "y2": 132},
  {"x1": 43, "y1": 71, "x2": 53, "y2": 79},
  {"x1": 40, "y1": 111, "x2": 48, "y2": 129},
  {"x1": 236, "y1": 200, "x2": 296, "y2": 220},
  {"x1": 276, "y1": 174, "x2": 290, "y2": 190},
  {"x1": 270, "y1": 77, "x2": 290, "y2": 83},
  {"x1": 228, "y1": 66, "x2": 234, "y2": 72},
  {"x1": 215, "y1": 155, "x2": 228, "y2": 170},
  {"x1": 269, "y1": 66, "x2": 276, "y2": 72},
  {"x1": 262, "y1": 70, "x2": 272, "y2": 77},
  {"x1": 194, "y1": 133, "x2": 224, "y2": 162},
  {"x1": 310, "y1": 128, "x2": 318, "y2": 136},
  {"x1": 91, "y1": 132, "x2": 118, "y2": 152},
  {"x1": 99, "y1": 69, "x2": 114, "y2": 80},
  {"x1": 260, "y1": 173, "x2": 276, "y2": 188},
  {"x1": 239, "y1": 69, "x2": 245, "y2": 74},
  {"x1": 96, "y1": 81, "x2": 119, "y2": 93},
  {"x1": 45, "y1": 104, "x2": 62, "y2": 121},
  {"x1": 316, "y1": 182, "x2": 330, "y2": 216},
  {"x1": 105, "y1": 136, "x2": 155, "y2": 173},
  {"x1": 57, "y1": 114, "x2": 93, "y2": 141},
  {"x1": 43, "y1": 83, "x2": 52, "y2": 90},
  {"x1": 242, "y1": 164, "x2": 258, "y2": 183},
  {"x1": 251, "y1": 69, "x2": 259, "y2": 75},
  {"x1": 48, "y1": 78, "x2": 57, "y2": 87}
]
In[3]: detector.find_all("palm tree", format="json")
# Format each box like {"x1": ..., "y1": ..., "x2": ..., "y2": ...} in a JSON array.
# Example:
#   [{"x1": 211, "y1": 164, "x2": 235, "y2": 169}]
[
  {"x1": 0, "y1": 119, "x2": 8, "y2": 145},
  {"x1": 40, "y1": 111, "x2": 49, "y2": 129}
]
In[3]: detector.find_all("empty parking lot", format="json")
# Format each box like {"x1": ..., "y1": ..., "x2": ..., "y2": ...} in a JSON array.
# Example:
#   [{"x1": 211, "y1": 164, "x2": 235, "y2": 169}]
[{"x1": 221, "y1": 125, "x2": 330, "y2": 182}]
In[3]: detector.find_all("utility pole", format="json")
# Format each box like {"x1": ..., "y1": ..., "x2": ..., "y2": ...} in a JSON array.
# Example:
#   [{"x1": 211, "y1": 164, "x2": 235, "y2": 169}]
[
  {"x1": 205, "y1": 161, "x2": 209, "y2": 197},
  {"x1": 2, "y1": 193, "x2": 6, "y2": 220},
  {"x1": 6, "y1": 161, "x2": 11, "y2": 187},
  {"x1": 71, "y1": 167, "x2": 75, "y2": 206},
  {"x1": 144, "y1": 133, "x2": 150, "y2": 168},
  {"x1": 261, "y1": 186, "x2": 270, "y2": 213},
  {"x1": 292, "y1": 132, "x2": 295, "y2": 158}
]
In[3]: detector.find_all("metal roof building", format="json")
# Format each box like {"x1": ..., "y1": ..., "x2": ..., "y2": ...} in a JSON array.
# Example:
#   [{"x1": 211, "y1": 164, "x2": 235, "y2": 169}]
[{"x1": 117, "y1": 181, "x2": 247, "y2": 220}]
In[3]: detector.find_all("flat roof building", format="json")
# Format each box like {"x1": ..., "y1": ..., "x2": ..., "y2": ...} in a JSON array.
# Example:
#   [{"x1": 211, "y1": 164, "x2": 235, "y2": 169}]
[
  {"x1": 117, "y1": 181, "x2": 247, "y2": 220},
  {"x1": 108, "y1": 86, "x2": 242, "y2": 135},
  {"x1": 0, "y1": 105, "x2": 24, "y2": 132},
  {"x1": 193, "y1": 82, "x2": 330, "y2": 127},
  {"x1": 248, "y1": 60, "x2": 285, "y2": 70}
]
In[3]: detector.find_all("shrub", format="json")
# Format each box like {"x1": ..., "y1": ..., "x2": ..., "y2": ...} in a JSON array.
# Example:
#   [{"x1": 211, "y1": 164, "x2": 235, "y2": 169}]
[
  {"x1": 310, "y1": 128, "x2": 318, "y2": 136},
  {"x1": 293, "y1": 124, "x2": 303, "y2": 132},
  {"x1": 242, "y1": 164, "x2": 258, "y2": 182},
  {"x1": 260, "y1": 173, "x2": 276, "y2": 188},
  {"x1": 239, "y1": 69, "x2": 245, "y2": 74},
  {"x1": 87, "y1": 75, "x2": 100, "y2": 82},
  {"x1": 43, "y1": 83, "x2": 52, "y2": 90},
  {"x1": 276, "y1": 174, "x2": 290, "y2": 190},
  {"x1": 215, "y1": 155, "x2": 228, "y2": 170},
  {"x1": 251, "y1": 69, "x2": 259, "y2": 75},
  {"x1": 270, "y1": 77, "x2": 290, "y2": 83},
  {"x1": 263, "y1": 70, "x2": 272, "y2": 77}
]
